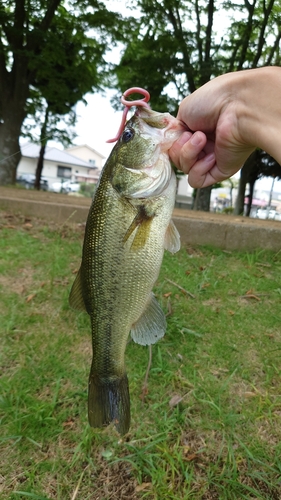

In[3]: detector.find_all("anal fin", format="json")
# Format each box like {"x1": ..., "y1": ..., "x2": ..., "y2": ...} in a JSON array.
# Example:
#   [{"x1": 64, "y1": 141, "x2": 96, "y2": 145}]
[{"x1": 131, "y1": 293, "x2": 166, "y2": 345}]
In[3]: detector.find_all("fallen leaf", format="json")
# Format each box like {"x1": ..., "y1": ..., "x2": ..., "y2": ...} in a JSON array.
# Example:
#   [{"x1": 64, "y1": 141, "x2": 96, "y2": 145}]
[
  {"x1": 210, "y1": 368, "x2": 229, "y2": 377},
  {"x1": 63, "y1": 418, "x2": 75, "y2": 428},
  {"x1": 169, "y1": 394, "x2": 183, "y2": 407},
  {"x1": 185, "y1": 453, "x2": 198, "y2": 462},
  {"x1": 241, "y1": 294, "x2": 261, "y2": 301},
  {"x1": 182, "y1": 445, "x2": 190, "y2": 454},
  {"x1": 26, "y1": 293, "x2": 36, "y2": 303},
  {"x1": 201, "y1": 283, "x2": 210, "y2": 289},
  {"x1": 244, "y1": 392, "x2": 258, "y2": 398},
  {"x1": 163, "y1": 292, "x2": 172, "y2": 298},
  {"x1": 135, "y1": 483, "x2": 152, "y2": 492},
  {"x1": 140, "y1": 385, "x2": 148, "y2": 402}
]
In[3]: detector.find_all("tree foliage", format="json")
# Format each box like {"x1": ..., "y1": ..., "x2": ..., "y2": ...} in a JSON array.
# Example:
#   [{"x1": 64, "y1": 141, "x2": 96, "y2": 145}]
[
  {"x1": 113, "y1": 0, "x2": 281, "y2": 210},
  {"x1": 0, "y1": 0, "x2": 125, "y2": 184}
]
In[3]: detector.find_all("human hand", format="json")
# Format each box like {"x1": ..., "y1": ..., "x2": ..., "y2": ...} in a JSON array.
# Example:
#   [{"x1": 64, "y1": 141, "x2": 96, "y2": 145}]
[{"x1": 169, "y1": 72, "x2": 257, "y2": 188}]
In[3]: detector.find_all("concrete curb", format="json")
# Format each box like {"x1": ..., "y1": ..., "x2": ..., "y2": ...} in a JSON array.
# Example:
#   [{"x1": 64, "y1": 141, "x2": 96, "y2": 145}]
[
  {"x1": 0, "y1": 195, "x2": 90, "y2": 224},
  {"x1": 0, "y1": 190, "x2": 281, "y2": 251},
  {"x1": 173, "y1": 210, "x2": 281, "y2": 251}
]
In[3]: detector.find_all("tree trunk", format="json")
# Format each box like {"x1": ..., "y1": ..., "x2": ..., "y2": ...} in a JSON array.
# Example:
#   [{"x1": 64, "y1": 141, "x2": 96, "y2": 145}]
[
  {"x1": 234, "y1": 168, "x2": 247, "y2": 215},
  {"x1": 34, "y1": 107, "x2": 49, "y2": 190},
  {"x1": 193, "y1": 186, "x2": 212, "y2": 211},
  {"x1": 0, "y1": 1, "x2": 61, "y2": 186},
  {"x1": 267, "y1": 177, "x2": 275, "y2": 216},
  {"x1": 0, "y1": 58, "x2": 30, "y2": 185},
  {"x1": 0, "y1": 127, "x2": 21, "y2": 184},
  {"x1": 234, "y1": 151, "x2": 258, "y2": 216},
  {"x1": 35, "y1": 144, "x2": 46, "y2": 190},
  {"x1": 245, "y1": 179, "x2": 255, "y2": 217}
]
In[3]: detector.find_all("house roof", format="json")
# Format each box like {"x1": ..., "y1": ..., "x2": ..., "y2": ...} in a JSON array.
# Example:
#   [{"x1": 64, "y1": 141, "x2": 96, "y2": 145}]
[
  {"x1": 66, "y1": 144, "x2": 105, "y2": 159},
  {"x1": 21, "y1": 143, "x2": 96, "y2": 168}
]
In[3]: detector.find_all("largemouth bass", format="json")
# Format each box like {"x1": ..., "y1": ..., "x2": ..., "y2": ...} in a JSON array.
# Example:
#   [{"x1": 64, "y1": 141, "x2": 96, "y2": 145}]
[{"x1": 69, "y1": 90, "x2": 184, "y2": 434}]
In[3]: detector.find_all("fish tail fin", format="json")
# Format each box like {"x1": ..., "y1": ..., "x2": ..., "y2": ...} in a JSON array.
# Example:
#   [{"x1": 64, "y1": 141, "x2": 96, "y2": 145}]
[{"x1": 88, "y1": 371, "x2": 130, "y2": 435}]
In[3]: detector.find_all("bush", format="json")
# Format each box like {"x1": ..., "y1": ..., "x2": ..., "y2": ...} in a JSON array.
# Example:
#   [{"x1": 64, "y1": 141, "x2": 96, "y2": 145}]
[
  {"x1": 222, "y1": 206, "x2": 234, "y2": 214},
  {"x1": 79, "y1": 182, "x2": 97, "y2": 198}
]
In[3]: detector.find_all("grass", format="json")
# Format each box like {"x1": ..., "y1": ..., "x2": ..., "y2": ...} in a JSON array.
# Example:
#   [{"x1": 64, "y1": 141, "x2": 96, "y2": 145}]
[{"x1": 1, "y1": 210, "x2": 281, "y2": 499}]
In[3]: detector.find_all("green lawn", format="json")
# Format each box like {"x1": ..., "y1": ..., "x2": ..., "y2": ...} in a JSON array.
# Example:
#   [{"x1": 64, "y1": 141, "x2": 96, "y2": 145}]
[{"x1": 1, "y1": 210, "x2": 281, "y2": 500}]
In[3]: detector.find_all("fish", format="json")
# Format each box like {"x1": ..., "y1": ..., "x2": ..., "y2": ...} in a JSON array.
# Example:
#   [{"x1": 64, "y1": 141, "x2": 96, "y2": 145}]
[{"x1": 69, "y1": 90, "x2": 185, "y2": 434}]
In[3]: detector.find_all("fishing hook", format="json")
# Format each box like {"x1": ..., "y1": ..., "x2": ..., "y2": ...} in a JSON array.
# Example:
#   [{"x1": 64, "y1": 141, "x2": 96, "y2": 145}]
[{"x1": 106, "y1": 87, "x2": 151, "y2": 144}]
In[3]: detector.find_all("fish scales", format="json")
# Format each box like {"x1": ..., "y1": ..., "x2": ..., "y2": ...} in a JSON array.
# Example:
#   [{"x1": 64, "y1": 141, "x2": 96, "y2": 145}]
[{"x1": 69, "y1": 104, "x2": 184, "y2": 434}]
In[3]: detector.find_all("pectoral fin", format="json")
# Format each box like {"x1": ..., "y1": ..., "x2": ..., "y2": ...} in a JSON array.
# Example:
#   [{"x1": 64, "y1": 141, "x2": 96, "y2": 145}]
[
  {"x1": 164, "y1": 220, "x2": 181, "y2": 254},
  {"x1": 130, "y1": 293, "x2": 166, "y2": 345},
  {"x1": 123, "y1": 205, "x2": 154, "y2": 250},
  {"x1": 69, "y1": 268, "x2": 86, "y2": 311}
]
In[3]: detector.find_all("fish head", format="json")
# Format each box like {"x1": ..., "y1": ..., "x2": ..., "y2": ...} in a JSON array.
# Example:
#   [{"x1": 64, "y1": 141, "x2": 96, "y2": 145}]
[
  {"x1": 114, "y1": 106, "x2": 185, "y2": 168},
  {"x1": 111, "y1": 107, "x2": 186, "y2": 198}
]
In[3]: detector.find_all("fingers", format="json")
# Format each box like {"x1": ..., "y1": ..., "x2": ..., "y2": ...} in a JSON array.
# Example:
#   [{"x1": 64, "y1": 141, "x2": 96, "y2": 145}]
[
  {"x1": 169, "y1": 131, "x2": 207, "y2": 174},
  {"x1": 188, "y1": 160, "x2": 229, "y2": 188},
  {"x1": 169, "y1": 130, "x2": 231, "y2": 188}
]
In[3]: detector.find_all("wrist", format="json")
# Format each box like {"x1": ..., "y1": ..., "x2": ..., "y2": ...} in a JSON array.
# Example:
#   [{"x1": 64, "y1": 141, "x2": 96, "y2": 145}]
[{"x1": 232, "y1": 67, "x2": 281, "y2": 164}]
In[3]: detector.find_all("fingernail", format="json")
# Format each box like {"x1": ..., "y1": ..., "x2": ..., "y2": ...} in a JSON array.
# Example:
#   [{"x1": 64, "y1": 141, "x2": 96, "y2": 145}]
[
  {"x1": 177, "y1": 131, "x2": 192, "y2": 146},
  {"x1": 190, "y1": 133, "x2": 202, "y2": 146},
  {"x1": 205, "y1": 152, "x2": 215, "y2": 163}
]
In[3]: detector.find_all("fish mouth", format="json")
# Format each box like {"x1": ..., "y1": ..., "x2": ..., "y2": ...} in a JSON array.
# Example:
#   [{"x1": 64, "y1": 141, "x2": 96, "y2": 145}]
[{"x1": 137, "y1": 107, "x2": 186, "y2": 151}]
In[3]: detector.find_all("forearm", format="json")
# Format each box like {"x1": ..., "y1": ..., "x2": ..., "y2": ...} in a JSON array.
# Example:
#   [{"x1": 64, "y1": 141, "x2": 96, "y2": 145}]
[{"x1": 236, "y1": 67, "x2": 281, "y2": 164}]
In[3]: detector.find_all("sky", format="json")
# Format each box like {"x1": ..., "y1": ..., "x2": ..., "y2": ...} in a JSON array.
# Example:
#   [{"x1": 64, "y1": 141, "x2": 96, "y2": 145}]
[{"x1": 73, "y1": 90, "x2": 125, "y2": 160}]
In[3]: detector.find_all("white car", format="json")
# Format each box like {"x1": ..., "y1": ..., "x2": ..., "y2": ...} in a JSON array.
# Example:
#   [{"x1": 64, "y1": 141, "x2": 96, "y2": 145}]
[
  {"x1": 256, "y1": 208, "x2": 276, "y2": 220},
  {"x1": 51, "y1": 180, "x2": 80, "y2": 193}
]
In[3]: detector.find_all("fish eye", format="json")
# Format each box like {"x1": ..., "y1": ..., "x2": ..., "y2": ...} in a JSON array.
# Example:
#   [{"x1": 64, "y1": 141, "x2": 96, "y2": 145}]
[{"x1": 122, "y1": 128, "x2": 135, "y2": 143}]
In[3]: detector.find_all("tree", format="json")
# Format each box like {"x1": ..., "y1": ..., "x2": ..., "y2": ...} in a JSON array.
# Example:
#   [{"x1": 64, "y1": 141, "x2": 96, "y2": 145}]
[
  {"x1": 0, "y1": 0, "x2": 124, "y2": 185},
  {"x1": 234, "y1": 150, "x2": 281, "y2": 216},
  {"x1": 23, "y1": 95, "x2": 77, "y2": 190},
  {"x1": 21, "y1": 6, "x2": 105, "y2": 189},
  {"x1": 113, "y1": 0, "x2": 281, "y2": 210}
]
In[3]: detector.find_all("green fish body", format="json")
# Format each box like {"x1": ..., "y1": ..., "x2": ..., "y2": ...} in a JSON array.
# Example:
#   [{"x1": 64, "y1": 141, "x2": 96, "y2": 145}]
[{"x1": 69, "y1": 106, "x2": 184, "y2": 434}]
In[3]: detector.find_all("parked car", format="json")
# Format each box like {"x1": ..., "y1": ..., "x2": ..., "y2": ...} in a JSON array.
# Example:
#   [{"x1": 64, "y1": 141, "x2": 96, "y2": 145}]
[
  {"x1": 256, "y1": 208, "x2": 276, "y2": 220},
  {"x1": 51, "y1": 180, "x2": 80, "y2": 193},
  {"x1": 65, "y1": 181, "x2": 80, "y2": 193},
  {"x1": 16, "y1": 174, "x2": 49, "y2": 191}
]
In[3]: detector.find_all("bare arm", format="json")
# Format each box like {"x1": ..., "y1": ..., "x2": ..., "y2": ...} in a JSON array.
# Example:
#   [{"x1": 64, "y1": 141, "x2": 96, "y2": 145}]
[{"x1": 169, "y1": 67, "x2": 281, "y2": 188}]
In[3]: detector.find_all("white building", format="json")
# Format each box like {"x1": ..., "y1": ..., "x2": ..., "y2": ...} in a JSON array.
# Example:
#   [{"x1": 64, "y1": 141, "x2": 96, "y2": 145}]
[{"x1": 18, "y1": 143, "x2": 105, "y2": 188}]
